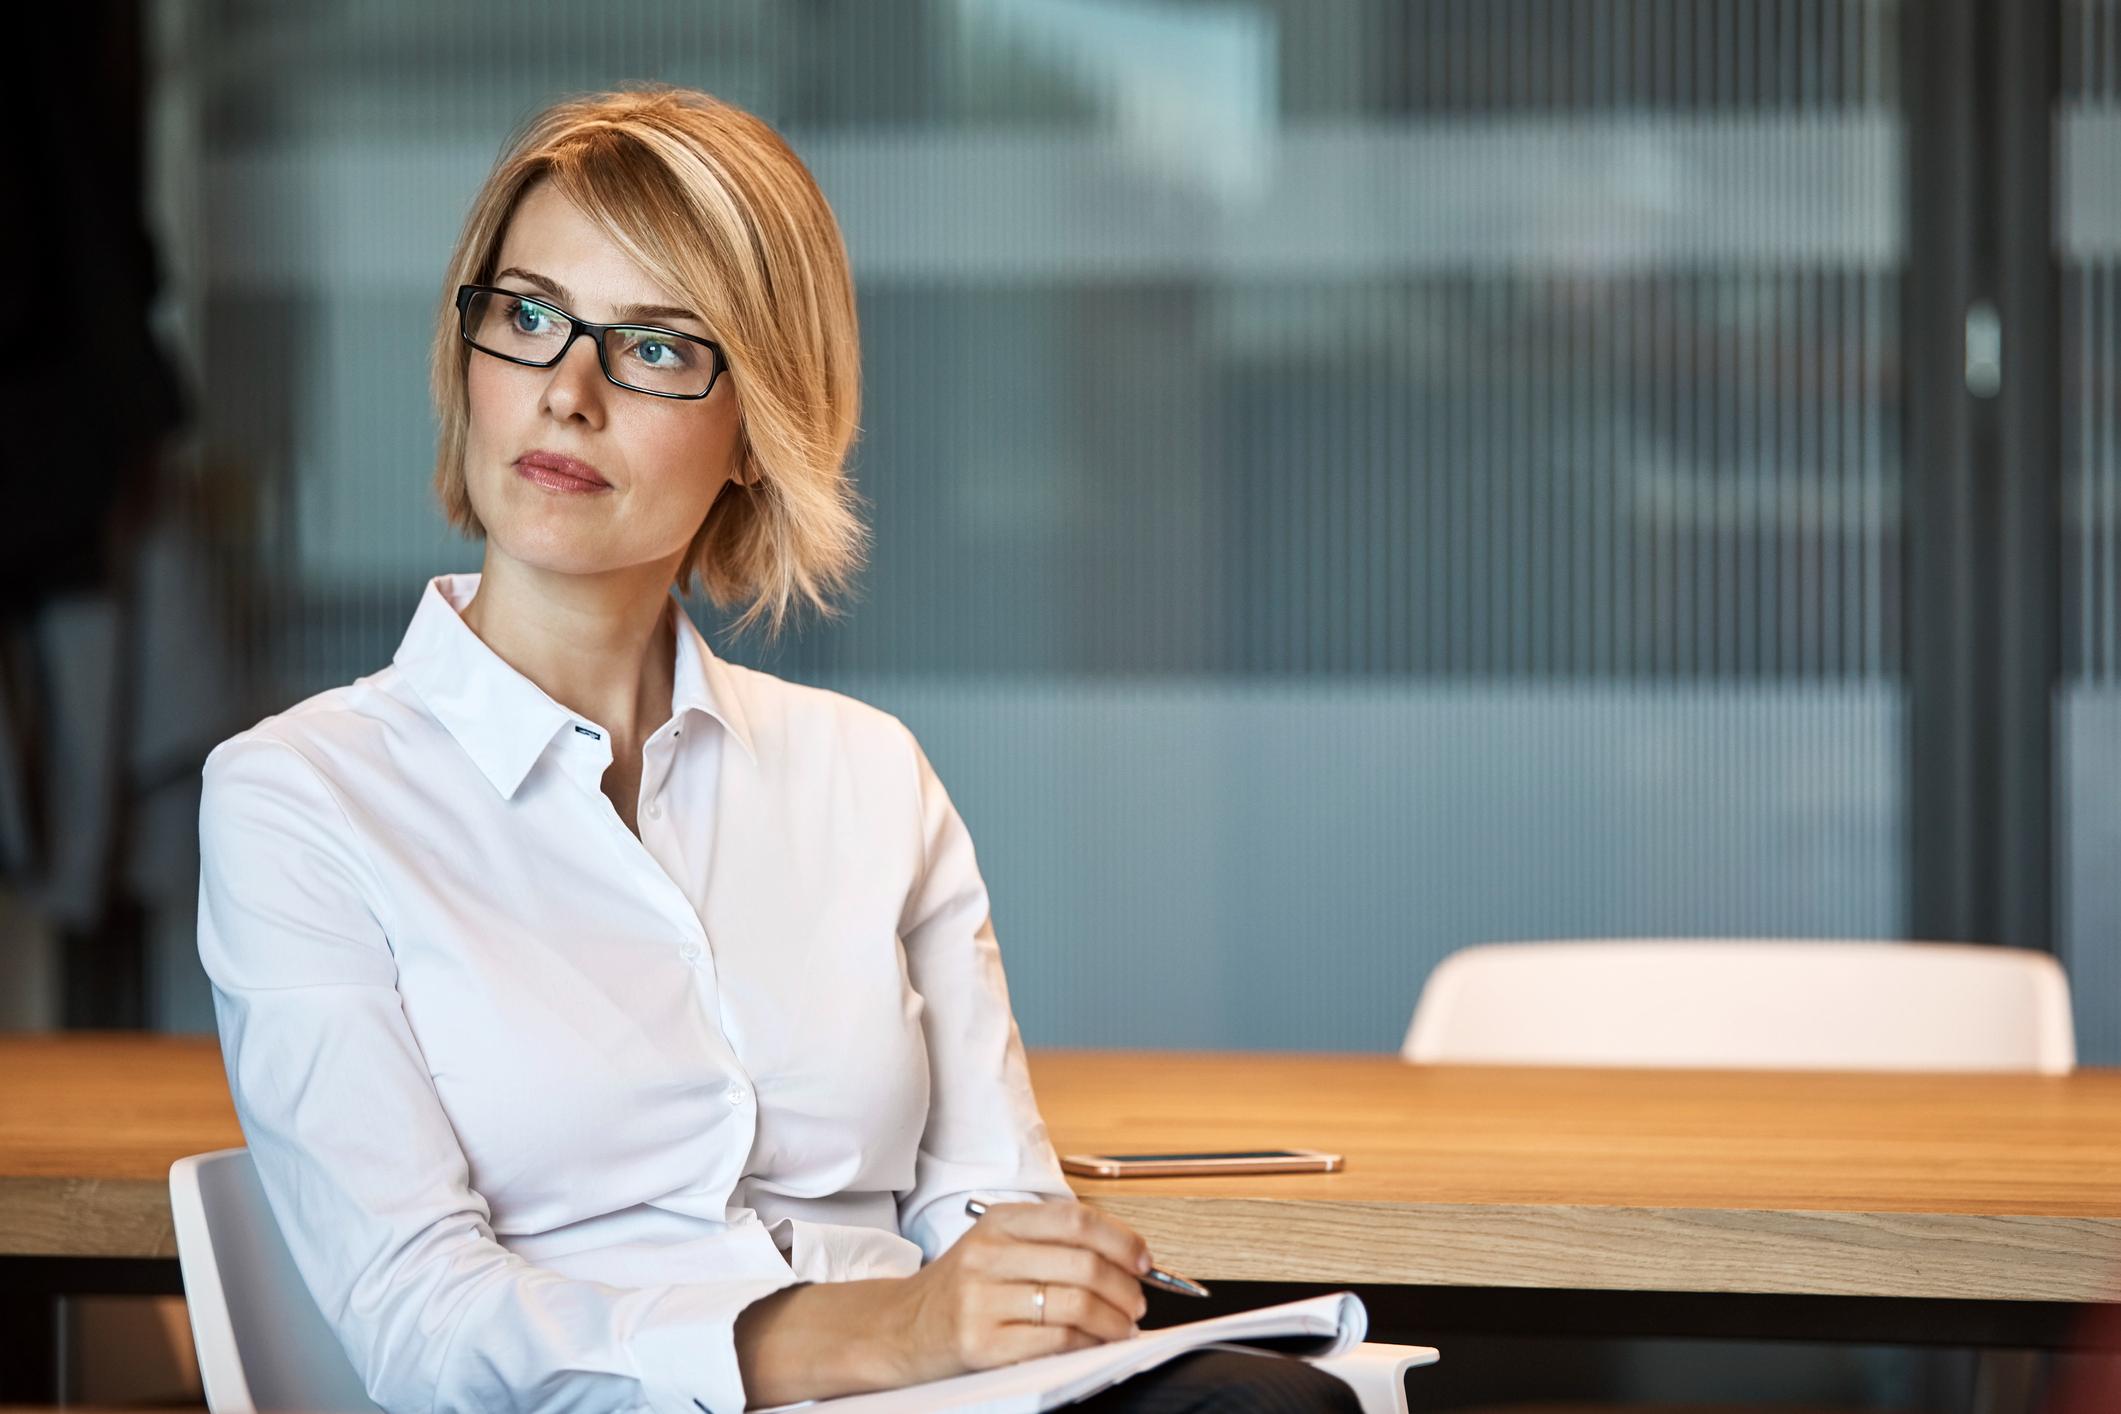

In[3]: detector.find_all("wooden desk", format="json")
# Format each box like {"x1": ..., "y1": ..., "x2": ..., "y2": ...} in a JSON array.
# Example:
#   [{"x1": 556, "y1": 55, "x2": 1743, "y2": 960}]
[
  {"x1": 6, "y1": 1035, "x2": 2121, "y2": 1348},
  {"x1": 1, "y1": 1034, "x2": 241, "y2": 1262},
  {"x1": 1027, "y1": 1049, "x2": 2121, "y2": 1351},
  {"x1": 1029, "y1": 1050, "x2": 2121, "y2": 1303}
]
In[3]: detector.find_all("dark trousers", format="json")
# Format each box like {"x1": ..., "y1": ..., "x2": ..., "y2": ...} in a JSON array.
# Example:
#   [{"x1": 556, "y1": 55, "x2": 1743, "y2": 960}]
[{"x1": 1068, "y1": 1349, "x2": 1367, "y2": 1413}]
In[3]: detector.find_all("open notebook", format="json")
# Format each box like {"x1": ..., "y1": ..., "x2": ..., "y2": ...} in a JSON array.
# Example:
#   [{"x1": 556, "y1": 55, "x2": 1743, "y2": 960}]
[{"x1": 753, "y1": 1291, "x2": 1371, "y2": 1413}]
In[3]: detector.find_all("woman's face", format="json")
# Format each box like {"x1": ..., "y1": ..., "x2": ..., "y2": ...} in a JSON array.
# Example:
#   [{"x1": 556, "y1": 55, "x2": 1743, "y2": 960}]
[{"x1": 462, "y1": 180, "x2": 743, "y2": 580}]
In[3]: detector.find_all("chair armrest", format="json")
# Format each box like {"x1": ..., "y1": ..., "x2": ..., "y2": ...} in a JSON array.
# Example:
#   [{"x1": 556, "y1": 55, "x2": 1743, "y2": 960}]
[{"x1": 1309, "y1": 1340, "x2": 1440, "y2": 1414}]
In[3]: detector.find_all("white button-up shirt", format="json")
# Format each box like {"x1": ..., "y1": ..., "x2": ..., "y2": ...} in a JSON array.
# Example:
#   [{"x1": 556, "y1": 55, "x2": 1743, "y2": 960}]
[{"x1": 195, "y1": 571, "x2": 1076, "y2": 1414}]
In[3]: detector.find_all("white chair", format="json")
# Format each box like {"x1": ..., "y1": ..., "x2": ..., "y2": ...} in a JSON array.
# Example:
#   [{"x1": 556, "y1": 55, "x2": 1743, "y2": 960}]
[
  {"x1": 1400, "y1": 937, "x2": 2074, "y2": 1414},
  {"x1": 1403, "y1": 938, "x2": 2075, "y2": 1072},
  {"x1": 172, "y1": 1144, "x2": 1435, "y2": 1414},
  {"x1": 1313, "y1": 1342, "x2": 1440, "y2": 1414},
  {"x1": 169, "y1": 1147, "x2": 382, "y2": 1413}
]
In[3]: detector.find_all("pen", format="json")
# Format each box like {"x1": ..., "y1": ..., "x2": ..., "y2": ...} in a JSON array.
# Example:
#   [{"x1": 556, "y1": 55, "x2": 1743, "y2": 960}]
[{"x1": 963, "y1": 1197, "x2": 1211, "y2": 1297}]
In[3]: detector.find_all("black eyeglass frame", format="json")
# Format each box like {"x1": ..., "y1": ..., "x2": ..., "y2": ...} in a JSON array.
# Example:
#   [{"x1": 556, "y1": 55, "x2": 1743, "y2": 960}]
[{"x1": 454, "y1": 283, "x2": 728, "y2": 400}]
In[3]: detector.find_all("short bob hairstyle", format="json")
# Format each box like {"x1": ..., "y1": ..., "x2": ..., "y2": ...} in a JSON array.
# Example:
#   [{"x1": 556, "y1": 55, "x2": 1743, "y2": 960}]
[{"x1": 429, "y1": 83, "x2": 869, "y2": 644}]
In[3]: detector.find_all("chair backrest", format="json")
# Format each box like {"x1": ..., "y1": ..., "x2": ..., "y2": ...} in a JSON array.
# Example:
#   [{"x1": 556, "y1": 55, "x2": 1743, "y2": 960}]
[
  {"x1": 1401, "y1": 939, "x2": 2076, "y2": 1074},
  {"x1": 169, "y1": 1147, "x2": 383, "y2": 1413}
]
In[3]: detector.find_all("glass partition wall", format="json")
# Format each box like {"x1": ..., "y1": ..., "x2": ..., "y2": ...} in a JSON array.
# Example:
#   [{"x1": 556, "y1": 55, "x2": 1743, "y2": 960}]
[
  {"x1": 148, "y1": 0, "x2": 1912, "y2": 1053},
  {"x1": 2064, "y1": 0, "x2": 2121, "y2": 1066}
]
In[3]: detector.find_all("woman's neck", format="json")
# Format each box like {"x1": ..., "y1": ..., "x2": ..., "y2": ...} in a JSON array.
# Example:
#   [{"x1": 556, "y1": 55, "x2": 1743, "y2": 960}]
[{"x1": 456, "y1": 553, "x2": 679, "y2": 749}]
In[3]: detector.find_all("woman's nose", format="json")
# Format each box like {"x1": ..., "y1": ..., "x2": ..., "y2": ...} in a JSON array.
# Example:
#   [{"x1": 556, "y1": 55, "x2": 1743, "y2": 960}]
[{"x1": 540, "y1": 335, "x2": 609, "y2": 415}]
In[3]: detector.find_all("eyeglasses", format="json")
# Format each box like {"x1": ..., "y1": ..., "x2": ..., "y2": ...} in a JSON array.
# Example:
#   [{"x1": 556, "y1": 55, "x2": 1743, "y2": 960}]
[{"x1": 455, "y1": 283, "x2": 728, "y2": 399}]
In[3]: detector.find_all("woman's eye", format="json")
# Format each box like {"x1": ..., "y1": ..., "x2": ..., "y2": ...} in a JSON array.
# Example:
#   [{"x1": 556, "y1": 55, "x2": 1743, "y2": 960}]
[
  {"x1": 509, "y1": 300, "x2": 553, "y2": 334},
  {"x1": 627, "y1": 336, "x2": 690, "y2": 368}
]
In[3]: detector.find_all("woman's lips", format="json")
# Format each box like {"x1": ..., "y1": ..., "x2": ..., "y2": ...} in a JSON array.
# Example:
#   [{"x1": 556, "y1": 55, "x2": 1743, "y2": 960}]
[{"x1": 515, "y1": 454, "x2": 610, "y2": 494}]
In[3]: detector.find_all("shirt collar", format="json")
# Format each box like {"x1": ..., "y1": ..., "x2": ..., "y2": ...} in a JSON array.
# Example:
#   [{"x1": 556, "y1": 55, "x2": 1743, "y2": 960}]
[
  {"x1": 667, "y1": 581, "x2": 757, "y2": 767},
  {"x1": 392, "y1": 571, "x2": 756, "y2": 802}
]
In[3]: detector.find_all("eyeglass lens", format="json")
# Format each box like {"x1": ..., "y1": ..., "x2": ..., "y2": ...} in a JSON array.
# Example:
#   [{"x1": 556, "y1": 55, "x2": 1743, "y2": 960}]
[{"x1": 463, "y1": 289, "x2": 717, "y2": 397}]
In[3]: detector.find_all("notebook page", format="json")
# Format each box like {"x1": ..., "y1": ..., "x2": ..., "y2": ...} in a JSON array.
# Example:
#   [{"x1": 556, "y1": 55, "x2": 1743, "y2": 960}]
[{"x1": 754, "y1": 1291, "x2": 1366, "y2": 1414}]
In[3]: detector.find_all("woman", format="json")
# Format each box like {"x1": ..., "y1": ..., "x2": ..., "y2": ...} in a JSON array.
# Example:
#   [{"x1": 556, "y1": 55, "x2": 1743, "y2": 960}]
[{"x1": 195, "y1": 84, "x2": 1363, "y2": 1414}]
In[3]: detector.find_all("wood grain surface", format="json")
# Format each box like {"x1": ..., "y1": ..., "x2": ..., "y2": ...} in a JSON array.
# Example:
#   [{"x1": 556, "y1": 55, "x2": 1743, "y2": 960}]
[
  {"x1": 6, "y1": 1035, "x2": 2120, "y2": 1302},
  {"x1": 1026, "y1": 1050, "x2": 2121, "y2": 1302},
  {"x1": 1, "y1": 1034, "x2": 240, "y2": 1259}
]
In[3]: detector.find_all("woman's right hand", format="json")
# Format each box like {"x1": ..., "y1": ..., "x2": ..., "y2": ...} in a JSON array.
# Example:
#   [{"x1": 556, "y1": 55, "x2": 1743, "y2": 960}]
[{"x1": 890, "y1": 1200, "x2": 1155, "y2": 1384}]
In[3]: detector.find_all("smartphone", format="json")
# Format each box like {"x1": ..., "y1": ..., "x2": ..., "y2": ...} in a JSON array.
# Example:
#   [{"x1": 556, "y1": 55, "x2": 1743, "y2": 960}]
[{"x1": 1058, "y1": 1148, "x2": 1344, "y2": 1178}]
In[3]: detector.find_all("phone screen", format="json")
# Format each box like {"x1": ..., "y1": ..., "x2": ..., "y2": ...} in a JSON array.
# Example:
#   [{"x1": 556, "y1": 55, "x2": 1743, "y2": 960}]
[{"x1": 1101, "y1": 1150, "x2": 1310, "y2": 1162}]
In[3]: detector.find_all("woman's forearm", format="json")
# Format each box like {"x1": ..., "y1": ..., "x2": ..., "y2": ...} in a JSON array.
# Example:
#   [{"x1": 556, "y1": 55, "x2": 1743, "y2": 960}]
[
  {"x1": 730, "y1": 1202, "x2": 1151, "y2": 1406},
  {"x1": 732, "y1": 1275, "x2": 916, "y2": 1408}
]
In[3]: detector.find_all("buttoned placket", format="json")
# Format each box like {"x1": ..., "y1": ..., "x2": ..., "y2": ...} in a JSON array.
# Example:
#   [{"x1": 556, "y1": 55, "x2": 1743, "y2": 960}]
[
  {"x1": 640, "y1": 723, "x2": 677, "y2": 826},
  {"x1": 557, "y1": 716, "x2": 760, "y2": 1131}
]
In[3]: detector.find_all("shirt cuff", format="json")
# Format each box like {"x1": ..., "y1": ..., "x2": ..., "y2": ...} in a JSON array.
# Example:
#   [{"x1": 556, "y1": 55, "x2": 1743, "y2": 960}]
[
  {"x1": 905, "y1": 1187, "x2": 1067, "y2": 1264},
  {"x1": 629, "y1": 1270, "x2": 806, "y2": 1414},
  {"x1": 768, "y1": 1216, "x2": 926, "y2": 1284}
]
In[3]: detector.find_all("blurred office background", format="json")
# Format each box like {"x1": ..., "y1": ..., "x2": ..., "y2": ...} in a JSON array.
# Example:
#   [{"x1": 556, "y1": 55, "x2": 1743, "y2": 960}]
[{"x1": 2, "y1": 0, "x2": 2114, "y2": 1407}]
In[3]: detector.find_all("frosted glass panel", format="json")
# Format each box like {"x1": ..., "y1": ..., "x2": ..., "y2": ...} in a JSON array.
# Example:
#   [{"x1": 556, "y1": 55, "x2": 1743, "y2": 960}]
[
  {"x1": 2063, "y1": 0, "x2": 2121, "y2": 1065},
  {"x1": 830, "y1": 679, "x2": 1901, "y2": 1049},
  {"x1": 153, "y1": 0, "x2": 1908, "y2": 1046}
]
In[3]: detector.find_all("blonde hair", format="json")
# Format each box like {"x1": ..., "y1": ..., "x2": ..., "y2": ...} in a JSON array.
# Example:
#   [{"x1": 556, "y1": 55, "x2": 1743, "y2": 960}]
[{"x1": 429, "y1": 83, "x2": 870, "y2": 644}]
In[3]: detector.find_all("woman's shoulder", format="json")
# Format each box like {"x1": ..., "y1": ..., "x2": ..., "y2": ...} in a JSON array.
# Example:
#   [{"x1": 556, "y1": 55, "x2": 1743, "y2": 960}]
[
  {"x1": 195, "y1": 681, "x2": 417, "y2": 944},
  {"x1": 711, "y1": 656, "x2": 922, "y2": 763},
  {"x1": 201, "y1": 666, "x2": 427, "y2": 798}
]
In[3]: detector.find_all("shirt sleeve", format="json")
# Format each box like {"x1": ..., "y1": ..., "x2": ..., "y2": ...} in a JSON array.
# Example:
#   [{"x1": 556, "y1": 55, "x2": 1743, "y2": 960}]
[
  {"x1": 196, "y1": 733, "x2": 801, "y2": 1414},
  {"x1": 889, "y1": 725, "x2": 1078, "y2": 1264}
]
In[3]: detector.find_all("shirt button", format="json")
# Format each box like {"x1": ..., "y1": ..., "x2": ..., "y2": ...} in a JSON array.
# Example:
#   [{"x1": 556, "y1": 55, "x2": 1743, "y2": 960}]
[
  {"x1": 647, "y1": 801, "x2": 662, "y2": 819},
  {"x1": 726, "y1": 1086, "x2": 748, "y2": 1106},
  {"x1": 680, "y1": 941, "x2": 702, "y2": 963}
]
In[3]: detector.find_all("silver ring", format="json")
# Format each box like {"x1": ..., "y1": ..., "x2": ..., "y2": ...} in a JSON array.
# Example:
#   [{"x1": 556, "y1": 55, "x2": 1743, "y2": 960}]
[{"x1": 1033, "y1": 1282, "x2": 1046, "y2": 1327}]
